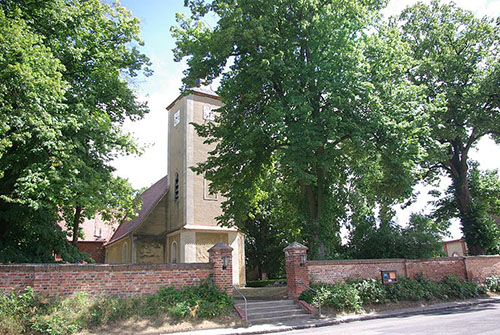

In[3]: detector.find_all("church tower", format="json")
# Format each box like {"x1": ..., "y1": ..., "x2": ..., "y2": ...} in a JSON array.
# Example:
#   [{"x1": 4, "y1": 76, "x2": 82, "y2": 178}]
[{"x1": 165, "y1": 87, "x2": 245, "y2": 286}]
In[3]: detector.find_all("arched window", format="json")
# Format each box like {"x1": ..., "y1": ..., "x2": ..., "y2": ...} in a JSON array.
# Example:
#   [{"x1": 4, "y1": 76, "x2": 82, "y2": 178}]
[
  {"x1": 122, "y1": 242, "x2": 128, "y2": 263},
  {"x1": 171, "y1": 241, "x2": 178, "y2": 264},
  {"x1": 174, "y1": 173, "x2": 179, "y2": 201}
]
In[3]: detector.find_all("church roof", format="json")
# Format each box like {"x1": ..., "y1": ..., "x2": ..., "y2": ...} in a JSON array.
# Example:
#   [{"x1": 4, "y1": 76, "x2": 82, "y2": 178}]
[
  {"x1": 106, "y1": 175, "x2": 169, "y2": 245},
  {"x1": 166, "y1": 86, "x2": 220, "y2": 110}
]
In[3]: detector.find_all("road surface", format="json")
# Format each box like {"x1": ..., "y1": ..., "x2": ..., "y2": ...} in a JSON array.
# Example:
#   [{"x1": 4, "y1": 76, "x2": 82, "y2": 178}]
[{"x1": 271, "y1": 301, "x2": 500, "y2": 335}]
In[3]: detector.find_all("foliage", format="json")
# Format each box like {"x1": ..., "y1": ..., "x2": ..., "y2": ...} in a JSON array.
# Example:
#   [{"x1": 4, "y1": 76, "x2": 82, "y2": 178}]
[
  {"x1": 300, "y1": 275, "x2": 484, "y2": 314},
  {"x1": 0, "y1": 0, "x2": 151, "y2": 261},
  {"x1": 397, "y1": 0, "x2": 500, "y2": 255},
  {"x1": 0, "y1": 282, "x2": 233, "y2": 335},
  {"x1": 0, "y1": 205, "x2": 91, "y2": 263},
  {"x1": 484, "y1": 275, "x2": 500, "y2": 292},
  {"x1": 242, "y1": 173, "x2": 301, "y2": 279},
  {"x1": 173, "y1": 0, "x2": 428, "y2": 259},
  {"x1": 347, "y1": 213, "x2": 448, "y2": 259},
  {"x1": 433, "y1": 165, "x2": 500, "y2": 254},
  {"x1": 246, "y1": 279, "x2": 287, "y2": 288}
]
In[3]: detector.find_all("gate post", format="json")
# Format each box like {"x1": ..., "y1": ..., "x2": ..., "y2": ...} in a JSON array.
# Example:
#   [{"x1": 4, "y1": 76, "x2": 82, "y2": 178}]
[
  {"x1": 284, "y1": 242, "x2": 309, "y2": 300},
  {"x1": 208, "y1": 242, "x2": 233, "y2": 295}
]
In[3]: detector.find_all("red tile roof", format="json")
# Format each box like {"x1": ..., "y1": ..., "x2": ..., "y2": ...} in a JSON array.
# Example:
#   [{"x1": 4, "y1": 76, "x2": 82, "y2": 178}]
[{"x1": 106, "y1": 175, "x2": 169, "y2": 245}]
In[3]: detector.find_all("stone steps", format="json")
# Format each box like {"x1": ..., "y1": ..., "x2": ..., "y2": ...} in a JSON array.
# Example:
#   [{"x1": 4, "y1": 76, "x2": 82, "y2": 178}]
[{"x1": 234, "y1": 299, "x2": 313, "y2": 324}]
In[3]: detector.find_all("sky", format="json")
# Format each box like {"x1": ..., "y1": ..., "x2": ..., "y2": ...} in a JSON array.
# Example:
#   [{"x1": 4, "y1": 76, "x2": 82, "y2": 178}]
[{"x1": 113, "y1": 0, "x2": 500, "y2": 239}]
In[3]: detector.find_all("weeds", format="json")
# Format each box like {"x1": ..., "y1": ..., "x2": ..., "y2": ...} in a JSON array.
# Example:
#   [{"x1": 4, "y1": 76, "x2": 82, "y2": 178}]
[
  {"x1": 0, "y1": 281, "x2": 233, "y2": 335},
  {"x1": 300, "y1": 275, "x2": 489, "y2": 314}
]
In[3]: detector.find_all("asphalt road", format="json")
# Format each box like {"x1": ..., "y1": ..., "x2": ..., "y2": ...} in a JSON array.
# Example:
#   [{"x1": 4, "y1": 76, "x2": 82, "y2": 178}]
[{"x1": 271, "y1": 301, "x2": 500, "y2": 335}]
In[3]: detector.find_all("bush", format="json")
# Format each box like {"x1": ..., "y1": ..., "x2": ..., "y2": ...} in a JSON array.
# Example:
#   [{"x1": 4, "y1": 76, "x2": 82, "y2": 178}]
[
  {"x1": 484, "y1": 275, "x2": 500, "y2": 292},
  {"x1": 0, "y1": 282, "x2": 233, "y2": 335},
  {"x1": 299, "y1": 276, "x2": 486, "y2": 314},
  {"x1": 350, "y1": 278, "x2": 386, "y2": 304},
  {"x1": 439, "y1": 275, "x2": 480, "y2": 300},
  {"x1": 245, "y1": 279, "x2": 287, "y2": 287}
]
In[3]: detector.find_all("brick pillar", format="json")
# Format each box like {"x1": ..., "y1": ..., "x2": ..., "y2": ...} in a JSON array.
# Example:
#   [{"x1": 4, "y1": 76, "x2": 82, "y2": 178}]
[
  {"x1": 208, "y1": 242, "x2": 233, "y2": 295},
  {"x1": 284, "y1": 242, "x2": 309, "y2": 301}
]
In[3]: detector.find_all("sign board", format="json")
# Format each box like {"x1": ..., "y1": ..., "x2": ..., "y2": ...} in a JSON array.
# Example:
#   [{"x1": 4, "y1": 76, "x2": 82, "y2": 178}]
[{"x1": 381, "y1": 270, "x2": 398, "y2": 284}]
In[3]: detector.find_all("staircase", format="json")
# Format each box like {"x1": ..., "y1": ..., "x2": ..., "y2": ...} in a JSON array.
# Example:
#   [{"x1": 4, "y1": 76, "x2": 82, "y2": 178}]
[{"x1": 234, "y1": 299, "x2": 313, "y2": 324}]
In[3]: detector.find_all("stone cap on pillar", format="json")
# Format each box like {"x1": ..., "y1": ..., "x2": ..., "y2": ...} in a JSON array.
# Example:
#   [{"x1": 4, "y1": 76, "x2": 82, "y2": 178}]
[
  {"x1": 208, "y1": 242, "x2": 233, "y2": 252},
  {"x1": 283, "y1": 242, "x2": 308, "y2": 252}
]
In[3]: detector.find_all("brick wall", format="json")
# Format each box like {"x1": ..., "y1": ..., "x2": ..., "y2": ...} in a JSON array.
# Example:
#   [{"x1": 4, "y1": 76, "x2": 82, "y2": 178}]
[
  {"x1": 0, "y1": 242, "x2": 234, "y2": 297},
  {"x1": 308, "y1": 259, "x2": 407, "y2": 284},
  {"x1": 305, "y1": 257, "x2": 498, "y2": 284},
  {"x1": 284, "y1": 243, "x2": 500, "y2": 299},
  {"x1": 465, "y1": 256, "x2": 500, "y2": 282},
  {"x1": 406, "y1": 258, "x2": 466, "y2": 281},
  {"x1": 77, "y1": 241, "x2": 105, "y2": 263},
  {"x1": 0, "y1": 263, "x2": 213, "y2": 297}
]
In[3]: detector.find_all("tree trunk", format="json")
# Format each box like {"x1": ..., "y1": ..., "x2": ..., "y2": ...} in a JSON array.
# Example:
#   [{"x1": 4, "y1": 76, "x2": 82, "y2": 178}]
[
  {"x1": 448, "y1": 145, "x2": 486, "y2": 255},
  {"x1": 301, "y1": 180, "x2": 327, "y2": 260},
  {"x1": 72, "y1": 206, "x2": 82, "y2": 247}
]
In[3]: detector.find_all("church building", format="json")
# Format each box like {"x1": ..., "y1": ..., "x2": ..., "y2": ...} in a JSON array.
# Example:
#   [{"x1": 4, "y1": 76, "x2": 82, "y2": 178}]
[{"x1": 104, "y1": 87, "x2": 246, "y2": 286}]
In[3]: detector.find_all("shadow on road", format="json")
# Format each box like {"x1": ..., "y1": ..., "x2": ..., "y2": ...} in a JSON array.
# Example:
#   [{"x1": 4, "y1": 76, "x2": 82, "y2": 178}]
[{"x1": 393, "y1": 301, "x2": 500, "y2": 319}]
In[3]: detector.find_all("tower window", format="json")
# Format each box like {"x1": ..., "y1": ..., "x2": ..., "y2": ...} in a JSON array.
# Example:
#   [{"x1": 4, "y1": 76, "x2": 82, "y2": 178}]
[
  {"x1": 173, "y1": 110, "x2": 180, "y2": 127},
  {"x1": 203, "y1": 177, "x2": 218, "y2": 200},
  {"x1": 174, "y1": 173, "x2": 179, "y2": 201},
  {"x1": 203, "y1": 105, "x2": 215, "y2": 121}
]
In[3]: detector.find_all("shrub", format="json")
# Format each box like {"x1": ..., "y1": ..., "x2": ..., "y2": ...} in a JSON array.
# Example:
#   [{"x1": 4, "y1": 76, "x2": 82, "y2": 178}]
[
  {"x1": 0, "y1": 282, "x2": 233, "y2": 335},
  {"x1": 299, "y1": 275, "x2": 487, "y2": 314},
  {"x1": 484, "y1": 275, "x2": 500, "y2": 292},
  {"x1": 245, "y1": 279, "x2": 287, "y2": 287},
  {"x1": 439, "y1": 275, "x2": 480, "y2": 300},
  {"x1": 350, "y1": 278, "x2": 386, "y2": 304}
]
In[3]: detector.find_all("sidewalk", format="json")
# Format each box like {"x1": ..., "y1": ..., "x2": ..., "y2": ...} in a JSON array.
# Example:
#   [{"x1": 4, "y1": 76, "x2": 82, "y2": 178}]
[{"x1": 164, "y1": 296, "x2": 500, "y2": 335}]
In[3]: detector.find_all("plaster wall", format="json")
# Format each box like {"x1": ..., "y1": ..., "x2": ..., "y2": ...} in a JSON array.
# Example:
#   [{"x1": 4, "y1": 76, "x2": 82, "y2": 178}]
[
  {"x1": 445, "y1": 241, "x2": 465, "y2": 257},
  {"x1": 191, "y1": 95, "x2": 225, "y2": 227},
  {"x1": 166, "y1": 233, "x2": 181, "y2": 263},
  {"x1": 195, "y1": 232, "x2": 228, "y2": 262},
  {"x1": 105, "y1": 237, "x2": 132, "y2": 264},
  {"x1": 167, "y1": 98, "x2": 186, "y2": 231}
]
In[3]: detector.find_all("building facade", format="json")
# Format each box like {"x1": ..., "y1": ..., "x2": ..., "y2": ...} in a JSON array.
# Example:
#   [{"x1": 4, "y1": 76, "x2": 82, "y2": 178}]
[{"x1": 104, "y1": 88, "x2": 245, "y2": 286}]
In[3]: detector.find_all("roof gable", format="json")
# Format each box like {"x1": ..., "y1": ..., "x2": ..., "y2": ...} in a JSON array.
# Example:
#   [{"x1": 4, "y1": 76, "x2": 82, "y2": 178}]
[{"x1": 107, "y1": 175, "x2": 169, "y2": 245}]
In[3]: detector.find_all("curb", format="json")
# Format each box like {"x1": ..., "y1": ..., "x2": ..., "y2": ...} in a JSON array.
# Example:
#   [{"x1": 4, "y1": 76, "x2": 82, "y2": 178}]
[{"x1": 166, "y1": 296, "x2": 500, "y2": 335}]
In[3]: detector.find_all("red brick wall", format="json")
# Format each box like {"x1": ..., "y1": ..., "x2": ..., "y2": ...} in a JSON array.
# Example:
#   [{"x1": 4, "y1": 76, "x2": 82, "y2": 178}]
[
  {"x1": 406, "y1": 258, "x2": 466, "y2": 280},
  {"x1": 465, "y1": 256, "x2": 500, "y2": 282},
  {"x1": 308, "y1": 259, "x2": 407, "y2": 284},
  {"x1": 284, "y1": 244, "x2": 309, "y2": 300},
  {"x1": 77, "y1": 241, "x2": 105, "y2": 263},
  {"x1": 306, "y1": 257, "x2": 499, "y2": 284},
  {"x1": 0, "y1": 263, "x2": 213, "y2": 297},
  {"x1": 208, "y1": 244, "x2": 233, "y2": 296}
]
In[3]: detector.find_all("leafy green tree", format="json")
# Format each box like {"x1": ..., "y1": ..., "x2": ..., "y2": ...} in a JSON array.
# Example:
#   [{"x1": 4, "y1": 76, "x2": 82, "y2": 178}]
[
  {"x1": 0, "y1": 0, "x2": 150, "y2": 261},
  {"x1": 238, "y1": 171, "x2": 302, "y2": 279},
  {"x1": 433, "y1": 165, "x2": 500, "y2": 254},
  {"x1": 173, "y1": 0, "x2": 426, "y2": 259},
  {"x1": 347, "y1": 213, "x2": 448, "y2": 259},
  {"x1": 397, "y1": 1, "x2": 500, "y2": 254}
]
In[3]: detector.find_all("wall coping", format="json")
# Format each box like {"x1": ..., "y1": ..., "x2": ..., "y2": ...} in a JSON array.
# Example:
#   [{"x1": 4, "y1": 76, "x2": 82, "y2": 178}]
[
  {"x1": 405, "y1": 257, "x2": 465, "y2": 263},
  {"x1": 465, "y1": 255, "x2": 500, "y2": 260},
  {"x1": 0, "y1": 263, "x2": 213, "y2": 272},
  {"x1": 308, "y1": 259, "x2": 406, "y2": 266},
  {"x1": 306, "y1": 257, "x2": 484, "y2": 266}
]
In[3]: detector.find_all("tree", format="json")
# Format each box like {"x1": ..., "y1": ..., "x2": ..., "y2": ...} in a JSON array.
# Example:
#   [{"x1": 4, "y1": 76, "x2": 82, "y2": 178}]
[
  {"x1": 347, "y1": 213, "x2": 448, "y2": 259},
  {"x1": 173, "y1": 0, "x2": 426, "y2": 259},
  {"x1": 0, "y1": 0, "x2": 150, "y2": 262},
  {"x1": 433, "y1": 164, "x2": 500, "y2": 254},
  {"x1": 397, "y1": 1, "x2": 500, "y2": 254},
  {"x1": 238, "y1": 170, "x2": 302, "y2": 279}
]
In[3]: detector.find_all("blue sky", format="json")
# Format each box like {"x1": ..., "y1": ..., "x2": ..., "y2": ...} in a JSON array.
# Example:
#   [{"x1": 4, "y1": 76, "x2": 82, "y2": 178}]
[{"x1": 112, "y1": 0, "x2": 500, "y2": 239}]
